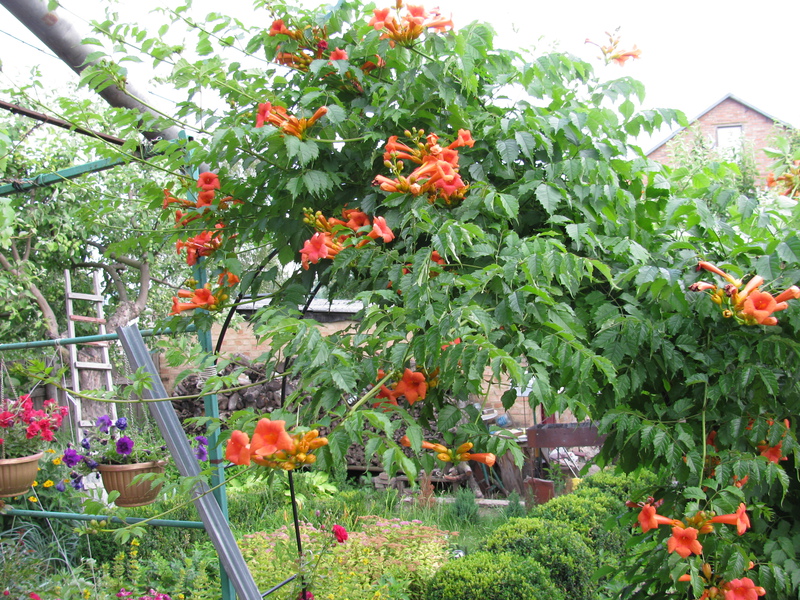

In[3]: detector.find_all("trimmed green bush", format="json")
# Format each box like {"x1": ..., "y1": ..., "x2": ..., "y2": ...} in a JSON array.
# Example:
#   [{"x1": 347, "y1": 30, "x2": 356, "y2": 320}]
[
  {"x1": 579, "y1": 467, "x2": 659, "y2": 502},
  {"x1": 483, "y1": 517, "x2": 597, "y2": 600},
  {"x1": 425, "y1": 551, "x2": 564, "y2": 600},
  {"x1": 530, "y1": 488, "x2": 627, "y2": 557}
]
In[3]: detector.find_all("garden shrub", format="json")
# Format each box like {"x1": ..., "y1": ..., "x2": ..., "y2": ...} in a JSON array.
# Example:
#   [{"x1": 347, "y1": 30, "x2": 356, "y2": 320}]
[
  {"x1": 425, "y1": 551, "x2": 565, "y2": 600},
  {"x1": 530, "y1": 488, "x2": 627, "y2": 558},
  {"x1": 483, "y1": 517, "x2": 597, "y2": 600},
  {"x1": 503, "y1": 491, "x2": 527, "y2": 519},
  {"x1": 579, "y1": 467, "x2": 659, "y2": 502},
  {"x1": 240, "y1": 516, "x2": 454, "y2": 600},
  {"x1": 448, "y1": 487, "x2": 479, "y2": 523}
]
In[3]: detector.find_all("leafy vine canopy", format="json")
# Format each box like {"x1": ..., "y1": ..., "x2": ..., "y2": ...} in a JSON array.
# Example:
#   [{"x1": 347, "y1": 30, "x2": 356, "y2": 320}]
[{"x1": 43, "y1": 0, "x2": 800, "y2": 482}]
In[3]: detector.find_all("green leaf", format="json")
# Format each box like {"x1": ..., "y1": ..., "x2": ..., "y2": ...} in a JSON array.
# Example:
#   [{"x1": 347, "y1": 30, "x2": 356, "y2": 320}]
[{"x1": 535, "y1": 183, "x2": 561, "y2": 215}]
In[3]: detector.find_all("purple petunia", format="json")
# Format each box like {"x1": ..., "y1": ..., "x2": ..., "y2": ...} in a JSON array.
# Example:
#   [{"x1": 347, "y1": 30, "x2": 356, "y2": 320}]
[
  {"x1": 114, "y1": 417, "x2": 128, "y2": 431},
  {"x1": 80, "y1": 437, "x2": 91, "y2": 450},
  {"x1": 116, "y1": 436, "x2": 134, "y2": 456},
  {"x1": 55, "y1": 480, "x2": 66, "y2": 492},
  {"x1": 63, "y1": 448, "x2": 83, "y2": 468},
  {"x1": 194, "y1": 445, "x2": 208, "y2": 461},
  {"x1": 96, "y1": 415, "x2": 112, "y2": 434},
  {"x1": 194, "y1": 435, "x2": 208, "y2": 446},
  {"x1": 70, "y1": 476, "x2": 84, "y2": 491}
]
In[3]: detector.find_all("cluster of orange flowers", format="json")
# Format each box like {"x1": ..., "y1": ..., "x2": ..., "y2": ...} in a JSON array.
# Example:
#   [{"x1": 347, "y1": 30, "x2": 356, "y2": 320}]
[
  {"x1": 170, "y1": 270, "x2": 240, "y2": 316},
  {"x1": 255, "y1": 103, "x2": 328, "y2": 139},
  {"x1": 766, "y1": 160, "x2": 800, "y2": 199},
  {"x1": 368, "y1": 1, "x2": 453, "y2": 45},
  {"x1": 268, "y1": 18, "x2": 350, "y2": 72},
  {"x1": 635, "y1": 501, "x2": 763, "y2": 599},
  {"x1": 690, "y1": 261, "x2": 800, "y2": 326},
  {"x1": 163, "y1": 171, "x2": 242, "y2": 315},
  {"x1": 374, "y1": 368, "x2": 428, "y2": 407},
  {"x1": 374, "y1": 129, "x2": 473, "y2": 205},
  {"x1": 299, "y1": 207, "x2": 395, "y2": 270},
  {"x1": 399, "y1": 435, "x2": 496, "y2": 467},
  {"x1": 585, "y1": 30, "x2": 641, "y2": 66},
  {"x1": 225, "y1": 418, "x2": 329, "y2": 471}
]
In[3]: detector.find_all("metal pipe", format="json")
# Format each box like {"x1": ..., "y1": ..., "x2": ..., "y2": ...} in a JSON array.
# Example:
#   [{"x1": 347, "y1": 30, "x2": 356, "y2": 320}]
[
  {"x1": 117, "y1": 325, "x2": 262, "y2": 600},
  {"x1": 0, "y1": 156, "x2": 126, "y2": 196},
  {"x1": 0, "y1": 0, "x2": 180, "y2": 142},
  {"x1": 5, "y1": 508, "x2": 205, "y2": 529},
  {"x1": 0, "y1": 325, "x2": 195, "y2": 352}
]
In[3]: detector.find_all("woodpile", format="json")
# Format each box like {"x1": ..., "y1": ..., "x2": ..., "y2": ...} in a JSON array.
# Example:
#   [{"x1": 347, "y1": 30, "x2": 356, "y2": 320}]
[{"x1": 170, "y1": 355, "x2": 293, "y2": 422}]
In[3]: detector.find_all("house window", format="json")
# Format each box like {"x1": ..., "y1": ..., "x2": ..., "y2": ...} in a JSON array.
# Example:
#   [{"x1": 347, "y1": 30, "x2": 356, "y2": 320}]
[{"x1": 716, "y1": 125, "x2": 743, "y2": 150}]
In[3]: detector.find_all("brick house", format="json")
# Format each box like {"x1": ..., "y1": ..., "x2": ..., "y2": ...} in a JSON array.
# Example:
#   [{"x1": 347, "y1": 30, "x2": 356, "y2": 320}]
[{"x1": 646, "y1": 93, "x2": 792, "y2": 182}]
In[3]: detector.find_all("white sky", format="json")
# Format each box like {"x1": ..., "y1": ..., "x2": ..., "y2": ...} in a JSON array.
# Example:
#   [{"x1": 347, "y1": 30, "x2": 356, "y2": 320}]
[{"x1": 1, "y1": 0, "x2": 798, "y2": 152}]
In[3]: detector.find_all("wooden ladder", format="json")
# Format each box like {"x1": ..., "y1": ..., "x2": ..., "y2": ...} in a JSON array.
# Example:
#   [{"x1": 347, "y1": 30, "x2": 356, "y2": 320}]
[{"x1": 64, "y1": 269, "x2": 117, "y2": 426}]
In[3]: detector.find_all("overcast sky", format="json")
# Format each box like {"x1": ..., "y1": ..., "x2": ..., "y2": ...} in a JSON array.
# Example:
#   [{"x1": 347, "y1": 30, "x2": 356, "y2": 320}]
[{"x1": 2, "y1": 0, "x2": 798, "y2": 151}]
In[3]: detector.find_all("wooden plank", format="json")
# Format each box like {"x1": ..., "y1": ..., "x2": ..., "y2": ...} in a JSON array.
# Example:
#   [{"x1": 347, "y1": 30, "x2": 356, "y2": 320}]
[
  {"x1": 69, "y1": 315, "x2": 107, "y2": 324},
  {"x1": 526, "y1": 422, "x2": 605, "y2": 448},
  {"x1": 75, "y1": 361, "x2": 112, "y2": 370},
  {"x1": 67, "y1": 292, "x2": 104, "y2": 301}
]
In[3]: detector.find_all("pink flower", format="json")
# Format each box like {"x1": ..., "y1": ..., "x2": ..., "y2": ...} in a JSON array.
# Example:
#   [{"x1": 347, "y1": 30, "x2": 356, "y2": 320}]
[{"x1": 332, "y1": 524, "x2": 348, "y2": 543}]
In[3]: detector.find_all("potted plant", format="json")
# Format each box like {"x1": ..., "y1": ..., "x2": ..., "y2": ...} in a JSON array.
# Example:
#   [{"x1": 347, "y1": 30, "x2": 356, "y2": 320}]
[
  {"x1": 61, "y1": 414, "x2": 175, "y2": 507},
  {"x1": 0, "y1": 394, "x2": 68, "y2": 497}
]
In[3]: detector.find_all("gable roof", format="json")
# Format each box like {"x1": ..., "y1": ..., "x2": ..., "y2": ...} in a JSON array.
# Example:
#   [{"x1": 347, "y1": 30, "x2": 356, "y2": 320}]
[{"x1": 645, "y1": 93, "x2": 792, "y2": 156}]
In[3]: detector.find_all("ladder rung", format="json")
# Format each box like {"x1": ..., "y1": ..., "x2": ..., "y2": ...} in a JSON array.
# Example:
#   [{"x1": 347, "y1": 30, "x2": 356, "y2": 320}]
[
  {"x1": 70, "y1": 315, "x2": 107, "y2": 324},
  {"x1": 75, "y1": 361, "x2": 113, "y2": 370},
  {"x1": 68, "y1": 292, "x2": 104, "y2": 301}
]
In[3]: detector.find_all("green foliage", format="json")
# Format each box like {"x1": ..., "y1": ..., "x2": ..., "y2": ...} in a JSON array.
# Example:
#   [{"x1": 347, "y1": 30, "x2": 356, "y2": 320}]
[
  {"x1": 579, "y1": 467, "x2": 660, "y2": 502},
  {"x1": 425, "y1": 551, "x2": 565, "y2": 600},
  {"x1": 448, "y1": 487, "x2": 479, "y2": 523},
  {"x1": 240, "y1": 517, "x2": 453, "y2": 600},
  {"x1": 530, "y1": 488, "x2": 627, "y2": 557},
  {"x1": 503, "y1": 490, "x2": 527, "y2": 519},
  {"x1": 483, "y1": 517, "x2": 597, "y2": 599}
]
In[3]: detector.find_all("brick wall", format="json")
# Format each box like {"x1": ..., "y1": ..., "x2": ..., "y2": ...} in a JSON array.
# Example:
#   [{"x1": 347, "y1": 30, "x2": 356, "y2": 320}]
[{"x1": 648, "y1": 97, "x2": 787, "y2": 181}]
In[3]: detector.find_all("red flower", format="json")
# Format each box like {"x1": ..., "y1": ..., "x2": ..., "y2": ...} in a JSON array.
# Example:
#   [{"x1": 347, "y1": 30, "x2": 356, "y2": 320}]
[
  {"x1": 462, "y1": 452, "x2": 496, "y2": 467},
  {"x1": 393, "y1": 369, "x2": 427, "y2": 405},
  {"x1": 741, "y1": 289, "x2": 787, "y2": 325},
  {"x1": 197, "y1": 172, "x2": 221, "y2": 191},
  {"x1": 724, "y1": 577, "x2": 766, "y2": 600},
  {"x1": 329, "y1": 48, "x2": 348, "y2": 61},
  {"x1": 710, "y1": 503, "x2": 751, "y2": 535},
  {"x1": 250, "y1": 419, "x2": 294, "y2": 458},
  {"x1": 300, "y1": 232, "x2": 342, "y2": 269},
  {"x1": 332, "y1": 524, "x2": 348, "y2": 543},
  {"x1": 667, "y1": 526, "x2": 703, "y2": 558},
  {"x1": 225, "y1": 430, "x2": 252, "y2": 465},
  {"x1": 637, "y1": 504, "x2": 676, "y2": 533},
  {"x1": 368, "y1": 216, "x2": 395, "y2": 243},
  {"x1": 758, "y1": 442, "x2": 786, "y2": 463}
]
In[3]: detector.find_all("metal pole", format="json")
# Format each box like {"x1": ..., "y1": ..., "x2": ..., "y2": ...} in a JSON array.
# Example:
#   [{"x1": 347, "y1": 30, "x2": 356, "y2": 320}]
[
  {"x1": 117, "y1": 325, "x2": 261, "y2": 600},
  {"x1": 0, "y1": 326, "x2": 195, "y2": 352},
  {"x1": 5, "y1": 508, "x2": 205, "y2": 529}
]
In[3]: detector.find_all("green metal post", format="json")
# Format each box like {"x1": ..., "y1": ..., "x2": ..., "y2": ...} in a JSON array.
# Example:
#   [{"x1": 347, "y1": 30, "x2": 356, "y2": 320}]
[
  {"x1": 181, "y1": 131, "x2": 235, "y2": 600},
  {"x1": 0, "y1": 156, "x2": 126, "y2": 196}
]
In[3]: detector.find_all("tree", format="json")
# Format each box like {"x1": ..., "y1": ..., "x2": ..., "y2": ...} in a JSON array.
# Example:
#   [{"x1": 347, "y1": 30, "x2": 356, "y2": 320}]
[{"x1": 16, "y1": 0, "x2": 800, "y2": 596}]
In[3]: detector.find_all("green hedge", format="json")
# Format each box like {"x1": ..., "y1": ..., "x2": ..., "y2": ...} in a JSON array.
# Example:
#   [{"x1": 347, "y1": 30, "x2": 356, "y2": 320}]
[
  {"x1": 425, "y1": 551, "x2": 565, "y2": 600},
  {"x1": 483, "y1": 517, "x2": 596, "y2": 600}
]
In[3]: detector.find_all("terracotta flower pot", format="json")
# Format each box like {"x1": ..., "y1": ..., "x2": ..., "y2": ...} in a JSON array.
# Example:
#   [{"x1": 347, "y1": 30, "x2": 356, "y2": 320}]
[
  {"x1": 0, "y1": 452, "x2": 43, "y2": 498},
  {"x1": 97, "y1": 460, "x2": 166, "y2": 507}
]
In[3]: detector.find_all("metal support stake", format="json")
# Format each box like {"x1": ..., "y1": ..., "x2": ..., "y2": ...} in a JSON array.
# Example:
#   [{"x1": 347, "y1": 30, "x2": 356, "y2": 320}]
[{"x1": 118, "y1": 325, "x2": 261, "y2": 600}]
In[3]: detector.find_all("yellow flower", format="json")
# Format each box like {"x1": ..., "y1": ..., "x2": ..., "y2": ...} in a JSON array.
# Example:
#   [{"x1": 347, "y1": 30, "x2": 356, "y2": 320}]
[
  {"x1": 43, "y1": 480, "x2": 54, "y2": 488},
  {"x1": 28, "y1": 496, "x2": 38, "y2": 503},
  {"x1": 32, "y1": 480, "x2": 38, "y2": 486},
  {"x1": 45, "y1": 448, "x2": 56, "y2": 453},
  {"x1": 131, "y1": 538, "x2": 140, "y2": 546},
  {"x1": 82, "y1": 589, "x2": 91, "y2": 600},
  {"x1": 52, "y1": 457, "x2": 62, "y2": 466}
]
